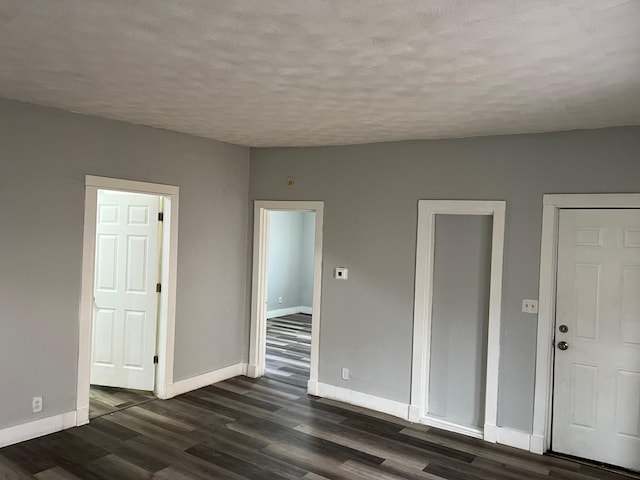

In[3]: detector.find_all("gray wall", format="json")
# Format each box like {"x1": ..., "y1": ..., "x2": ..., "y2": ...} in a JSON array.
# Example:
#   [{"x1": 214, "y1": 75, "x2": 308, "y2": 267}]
[
  {"x1": 249, "y1": 126, "x2": 640, "y2": 432},
  {"x1": 300, "y1": 212, "x2": 316, "y2": 308},
  {"x1": 429, "y1": 215, "x2": 492, "y2": 428},
  {"x1": 0, "y1": 98, "x2": 249, "y2": 429},
  {"x1": 267, "y1": 211, "x2": 315, "y2": 312}
]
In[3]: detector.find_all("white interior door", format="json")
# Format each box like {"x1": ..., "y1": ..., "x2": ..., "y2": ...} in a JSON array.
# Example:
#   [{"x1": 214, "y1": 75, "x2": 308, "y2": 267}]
[
  {"x1": 91, "y1": 190, "x2": 161, "y2": 391},
  {"x1": 553, "y1": 209, "x2": 640, "y2": 470}
]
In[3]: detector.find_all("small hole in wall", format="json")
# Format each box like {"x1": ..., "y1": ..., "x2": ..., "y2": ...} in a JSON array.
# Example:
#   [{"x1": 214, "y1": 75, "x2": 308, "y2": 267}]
[{"x1": 284, "y1": 177, "x2": 295, "y2": 188}]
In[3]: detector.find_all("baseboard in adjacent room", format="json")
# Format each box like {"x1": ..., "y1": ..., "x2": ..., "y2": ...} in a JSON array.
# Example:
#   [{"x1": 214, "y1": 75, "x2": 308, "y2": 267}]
[
  {"x1": 0, "y1": 411, "x2": 77, "y2": 448},
  {"x1": 164, "y1": 363, "x2": 247, "y2": 398},
  {"x1": 266, "y1": 306, "x2": 312, "y2": 319}
]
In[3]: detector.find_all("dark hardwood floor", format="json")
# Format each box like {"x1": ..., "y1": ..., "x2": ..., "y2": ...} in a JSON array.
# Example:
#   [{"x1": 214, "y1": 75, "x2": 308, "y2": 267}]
[
  {"x1": 265, "y1": 313, "x2": 311, "y2": 388},
  {"x1": 90, "y1": 386, "x2": 155, "y2": 419},
  {"x1": 1, "y1": 375, "x2": 637, "y2": 480}
]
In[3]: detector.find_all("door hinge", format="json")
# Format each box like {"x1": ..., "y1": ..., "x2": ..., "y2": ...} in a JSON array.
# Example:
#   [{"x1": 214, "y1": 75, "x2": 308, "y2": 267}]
[
  {"x1": 153, "y1": 355, "x2": 159, "y2": 364},
  {"x1": 156, "y1": 283, "x2": 162, "y2": 293},
  {"x1": 158, "y1": 212, "x2": 164, "y2": 222}
]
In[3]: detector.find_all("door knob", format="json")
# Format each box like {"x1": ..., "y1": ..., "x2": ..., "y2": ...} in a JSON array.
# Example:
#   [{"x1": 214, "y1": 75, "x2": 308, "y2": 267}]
[{"x1": 557, "y1": 341, "x2": 569, "y2": 351}]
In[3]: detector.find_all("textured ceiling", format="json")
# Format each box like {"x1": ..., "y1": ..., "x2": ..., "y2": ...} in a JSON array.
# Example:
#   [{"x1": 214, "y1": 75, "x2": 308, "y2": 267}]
[{"x1": 0, "y1": 1, "x2": 639, "y2": 147}]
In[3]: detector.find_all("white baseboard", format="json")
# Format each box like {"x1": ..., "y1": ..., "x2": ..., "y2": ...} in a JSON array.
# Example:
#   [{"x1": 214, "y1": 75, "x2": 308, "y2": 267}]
[
  {"x1": 246, "y1": 364, "x2": 262, "y2": 378},
  {"x1": 496, "y1": 426, "x2": 532, "y2": 451},
  {"x1": 315, "y1": 382, "x2": 409, "y2": 420},
  {"x1": 407, "y1": 405, "x2": 421, "y2": 423},
  {"x1": 266, "y1": 306, "x2": 312, "y2": 319},
  {"x1": 307, "y1": 379, "x2": 319, "y2": 396},
  {"x1": 484, "y1": 423, "x2": 498, "y2": 443},
  {"x1": 421, "y1": 415, "x2": 483, "y2": 439},
  {"x1": 165, "y1": 363, "x2": 247, "y2": 398},
  {"x1": 76, "y1": 406, "x2": 89, "y2": 427},
  {"x1": 0, "y1": 411, "x2": 76, "y2": 448}
]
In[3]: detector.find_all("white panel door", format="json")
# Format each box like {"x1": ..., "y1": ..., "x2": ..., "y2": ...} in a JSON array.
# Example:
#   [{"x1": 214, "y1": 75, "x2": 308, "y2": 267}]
[
  {"x1": 553, "y1": 209, "x2": 640, "y2": 470},
  {"x1": 91, "y1": 190, "x2": 160, "y2": 391}
]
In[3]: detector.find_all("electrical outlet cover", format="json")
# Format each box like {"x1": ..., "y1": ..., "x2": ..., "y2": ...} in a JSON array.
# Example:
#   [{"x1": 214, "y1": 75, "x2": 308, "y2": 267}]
[{"x1": 522, "y1": 299, "x2": 539, "y2": 314}]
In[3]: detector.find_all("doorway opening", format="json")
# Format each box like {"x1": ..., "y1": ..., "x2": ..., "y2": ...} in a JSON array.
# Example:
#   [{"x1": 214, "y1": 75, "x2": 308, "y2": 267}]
[
  {"x1": 77, "y1": 176, "x2": 179, "y2": 426},
  {"x1": 533, "y1": 194, "x2": 640, "y2": 472},
  {"x1": 249, "y1": 201, "x2": 324, "y2": 394},
  {"x1": 89, "y1": 189, "x2": 162, "y2": 418},
  {"x1": 410, "y1": 200, "x2": 506, "y2": 442},
  {"x1": 264, "y1": 211, "x2": 316, "y2": 388}
]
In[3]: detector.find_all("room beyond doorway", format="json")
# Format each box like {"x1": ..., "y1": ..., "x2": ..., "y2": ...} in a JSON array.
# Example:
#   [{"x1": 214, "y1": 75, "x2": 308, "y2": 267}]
[
  {"x1": 266, "y1": 313, "x2": 312, "y2": 388},
  {"x1": 263, "y1": 210, "x2": 315, "y2": 387}
]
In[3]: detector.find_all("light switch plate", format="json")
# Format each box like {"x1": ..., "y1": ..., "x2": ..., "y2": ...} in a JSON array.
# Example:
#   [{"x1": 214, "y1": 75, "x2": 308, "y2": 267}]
[{"x1": 522, "y1": 299, "x2": 538, "y2": 314}]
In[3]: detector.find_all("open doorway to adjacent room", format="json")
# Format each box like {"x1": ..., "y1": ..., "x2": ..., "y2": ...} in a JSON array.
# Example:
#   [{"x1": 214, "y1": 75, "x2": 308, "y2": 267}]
[
  {"x1": 264, "y1": 210, "x2": 316, "y2": 387},
  {"x1": 249, "y1": 201, "x2": 324, "y2": 393},
  {"x1": 77, "y1": 176, "x2": 179, "y2": 426}
]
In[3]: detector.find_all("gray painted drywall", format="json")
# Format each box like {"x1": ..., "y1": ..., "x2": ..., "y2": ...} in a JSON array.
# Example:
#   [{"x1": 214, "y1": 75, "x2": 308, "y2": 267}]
[
  {"x1": 249, "y1": 126, "x2": 640, "y2": 432},
  {"x1": 268, "y1": 211, "x2": 302, "y2": 310},
  {"x1": 429, "y1": 215, "x2": 492, "y2": 428},
  {"x1": 266, "y1": 211, "x2": 315, "y2": 312},
  {"x1": 0, "y1": 98, "x2": 249, "y2": 429},
  {"x1": 300, "y1": 212, "x2": 316, "y2": 308}
]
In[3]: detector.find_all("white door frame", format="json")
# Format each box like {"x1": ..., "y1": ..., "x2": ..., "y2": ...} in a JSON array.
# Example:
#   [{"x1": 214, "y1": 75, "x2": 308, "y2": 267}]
[
  {"x1": 531, "y1": 193, "x2": 640, "y2": 454},
  {"x1": 248, "y1": 201, "x2": 324, "y2": 395},
  {"x1": 410, "y1": 200, "x2": 506, "y2": 441},
  {"x1": 77, "y1": 175, "x2": 180, "y2": 426}
]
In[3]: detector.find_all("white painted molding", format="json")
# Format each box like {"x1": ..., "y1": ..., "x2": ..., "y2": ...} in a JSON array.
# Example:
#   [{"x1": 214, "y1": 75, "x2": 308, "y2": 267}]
[
  {"x1": 530, "y1": 434, "x2": 545, "y2": 454},
  {"x1": 421, "y1": 416, "x2": 483, "y2": 439},
  {"x1": 315, "y1": 382, "x2": 409, "y2": 420},
  {"x1": 411, "y1": 200, "x2": 506, "y2": 442},
  {"x1": 245, "y1": 364, "x2": 262, "y2": 379},
  {"x1": 496, "y1": 427, "x2": 532, "y2": 451},
  {"x1": 266, "y1": 306, "x2": 311, "y2": 319},
  {"x1": 533, "y1": 193, "x2": 640, "y2": 455},
  {"x1": 0, "y1": 412, "x2": 76, "y2": 448},
  {"x1": 408, "y1": 405, "x2": 421, "y2": 423},
  {"x1": 76, "y1": 406, "x2": 89, "y2": 427},
  {"x1": 307, "y1": 379, "x2": 319, "y2": 396},
  {"x1": 250, "y1": 201, "x2": 324, "y2": 393},
  {"x1": 85, "y1": 175, "x2": 179, "y2": 196},
  {"x1": 165, "y1": 363, "x2": 247, "y2": 398},
  {"x1": 483, "y1": 423, "x2": 498, "y2": 443}
]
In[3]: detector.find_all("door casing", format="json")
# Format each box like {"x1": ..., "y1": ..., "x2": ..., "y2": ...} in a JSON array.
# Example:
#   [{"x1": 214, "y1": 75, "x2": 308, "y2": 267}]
[
  {"x1": 248, "y1": 201, "x2": 324, "y2": 394},
  {"x1": 410, "y1": 200, "x2": 506, "y2": 442},
  {"x1": 532, "y1": 193, "x2": 640, "y2": 455},
  {"x1": 77, "y1": 175, "x2": 179, "y2": 426}
]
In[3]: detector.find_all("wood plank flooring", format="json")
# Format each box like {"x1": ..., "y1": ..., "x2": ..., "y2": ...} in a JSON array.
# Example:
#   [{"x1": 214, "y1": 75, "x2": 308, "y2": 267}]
[
  {"x1": 90, "y1": 386, "x2": 155, "y2": 419},
  {"x1": 1, "y1": 376, "x2": 637, "y2": 479},
  {"x1": 266, "y1": 313, "x2": 311, "y2": 388}
]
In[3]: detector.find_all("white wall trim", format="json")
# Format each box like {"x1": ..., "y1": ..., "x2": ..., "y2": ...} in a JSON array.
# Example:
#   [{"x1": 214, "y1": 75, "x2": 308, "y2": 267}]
[
  {"x1": 165, "y1": 363, "x2": 247, "y2": 398},
  {"x1": 532, "y1": 193, "x2": 640, "y2": 454},
  {"x1": 78, "y1": 176, "x2": 180, "y2": 426},
  {"x1": 266, "y1": 305, "x2": 312, "y2": 319},
  {"x1": 0, "y1": 412, "x2": 77, "y2": 448},
  {"x1": 496, "y1": 427, "x2": 532, "y2": 451},
  {"x1": 315, "y1": 382, "x2": 409, "y2": 420},
  {"x1": 249, "y1": 201, "x2": 324, "y2": 392},
  {"x1": 312, "y1": 383, "x2": 533, "y2": 452},
  {"x1": 410, "y1": 200, "x2": 506, "y2": 443},
  {"x1": 420, "y1": 415, "x2": 484, "y2": 439}
]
